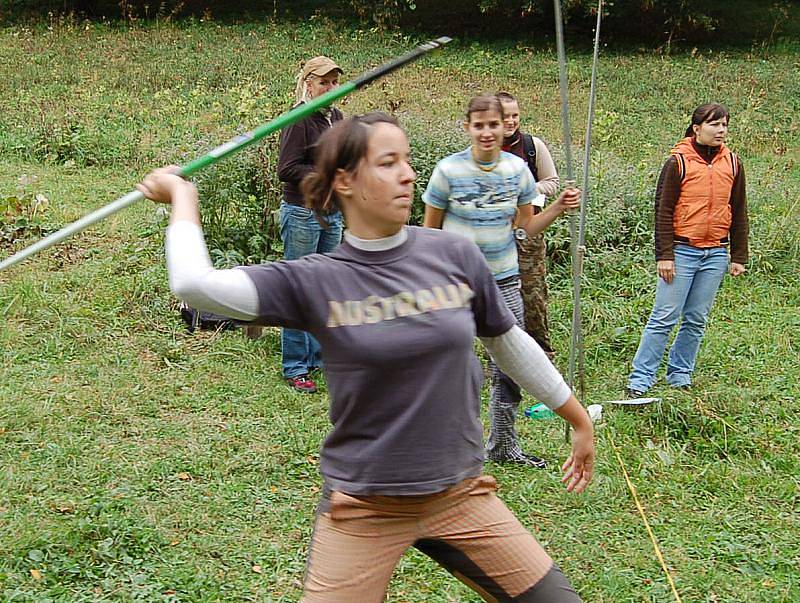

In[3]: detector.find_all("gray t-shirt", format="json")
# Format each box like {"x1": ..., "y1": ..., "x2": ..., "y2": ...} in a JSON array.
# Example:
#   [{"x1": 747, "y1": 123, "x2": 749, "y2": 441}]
[{"x1": 240, "y1": 226, "x2": 515, "y2": 495}]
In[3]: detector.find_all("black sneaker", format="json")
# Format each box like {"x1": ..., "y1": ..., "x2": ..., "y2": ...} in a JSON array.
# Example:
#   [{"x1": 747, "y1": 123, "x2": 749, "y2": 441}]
[
  {"x1": 489, "y1": 452, "x2": 547, "y2": 469},
  {"x1": 519, "y1": 452, "x2": 547, "y2": 469},
  {"x1": 625, "y1": 387, "x2": 646, "y2": 399}
]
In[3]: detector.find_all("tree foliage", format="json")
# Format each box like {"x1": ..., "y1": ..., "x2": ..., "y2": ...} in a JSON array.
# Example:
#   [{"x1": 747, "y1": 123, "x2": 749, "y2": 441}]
[
  {"x1": 2, "y1": 0, "x2": 794, "y2": 44},
  {"x1": 370, "y1": 0, "x2": 741, "y2": 41}
]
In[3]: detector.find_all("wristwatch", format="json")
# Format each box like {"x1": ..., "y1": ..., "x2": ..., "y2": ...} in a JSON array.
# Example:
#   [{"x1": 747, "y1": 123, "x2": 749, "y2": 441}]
[{"x1": 514, "y1": 227, "x2": 527, "y2": 241}]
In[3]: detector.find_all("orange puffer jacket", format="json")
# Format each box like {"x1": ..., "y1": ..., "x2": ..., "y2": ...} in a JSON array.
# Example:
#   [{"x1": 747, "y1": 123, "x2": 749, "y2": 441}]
[{"x1": 671, "y1": 137, "x2": 738, "y2": 248}]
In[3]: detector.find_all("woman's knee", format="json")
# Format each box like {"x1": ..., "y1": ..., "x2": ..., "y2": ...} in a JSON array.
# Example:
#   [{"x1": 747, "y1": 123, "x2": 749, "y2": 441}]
[
  {"x1": 514, "y1": 564, "x2": 583, "y2": 602},
  {"x1": 645, "y1": 309, "x2": 681, "y2": 332}
]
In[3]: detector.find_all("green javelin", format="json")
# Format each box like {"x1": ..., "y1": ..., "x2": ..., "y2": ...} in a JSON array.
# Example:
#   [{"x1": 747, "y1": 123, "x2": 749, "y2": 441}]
[{"x1": 0, "y1": 37, "x2": 451, "y2": 273}]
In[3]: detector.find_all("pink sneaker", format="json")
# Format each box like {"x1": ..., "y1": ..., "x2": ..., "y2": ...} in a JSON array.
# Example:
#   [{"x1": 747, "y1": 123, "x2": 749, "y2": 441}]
[{"x1": 285, "y1": 375, "x2": 317, "y2": 393}]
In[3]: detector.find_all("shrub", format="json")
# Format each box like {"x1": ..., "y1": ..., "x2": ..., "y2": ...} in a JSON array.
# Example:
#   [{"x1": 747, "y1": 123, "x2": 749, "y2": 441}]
[
  {"x1": 355, "y1": 0, "x2": 796, "y2": 45},
  {"x1": 192, "y1": 140, "x2": 283, "y2": 268},
  {"x1": 3, "y1": 0, "x2": 785, "y2": 44},
  {"x1": 1, "y1": 175, "x2": 51, "y2": 248}
]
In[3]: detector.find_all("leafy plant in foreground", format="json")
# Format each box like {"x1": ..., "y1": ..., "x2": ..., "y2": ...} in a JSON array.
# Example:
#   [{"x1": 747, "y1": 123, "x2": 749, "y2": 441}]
[{"x1": 1, "y1": 175, "x2": 50, "y2": 248}]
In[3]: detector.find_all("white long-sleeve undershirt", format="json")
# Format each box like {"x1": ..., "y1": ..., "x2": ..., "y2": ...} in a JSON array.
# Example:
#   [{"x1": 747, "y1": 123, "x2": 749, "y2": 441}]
[
  {"x1": 166, "y1": 220, "x2": 259, "y2": 320},
  {"x1": 480, "y1": 326, "x2": 571, "y2": 410},
  {"x1": 166, "y1": 220, "x2": 572, "y2": 410}
]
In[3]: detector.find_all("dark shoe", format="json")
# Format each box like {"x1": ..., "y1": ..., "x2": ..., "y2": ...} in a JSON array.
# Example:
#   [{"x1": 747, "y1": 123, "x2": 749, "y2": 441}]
[
  {"x1": 285, "y1": 375, "x2": 317, "y2": 393},
  {"x1": 519, "y1": 452, "x2": 547, "y2": 469},
  {"x1": 625, "y1": 387, "x2": 646, "y2": 399},
  {"x1": 489, "y1": 452, "x2": 547, "y2": 469}
]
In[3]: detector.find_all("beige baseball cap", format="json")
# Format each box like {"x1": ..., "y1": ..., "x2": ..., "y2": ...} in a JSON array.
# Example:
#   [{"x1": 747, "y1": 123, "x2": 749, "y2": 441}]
[{"x1": 301, "y1": 56, "x2": 343, "y2": 79}]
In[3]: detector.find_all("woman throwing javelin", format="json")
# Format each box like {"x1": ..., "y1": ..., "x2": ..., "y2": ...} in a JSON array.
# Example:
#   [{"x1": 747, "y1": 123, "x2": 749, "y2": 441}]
[{"x1": 138, "y1": 112, "x2": 593, "y2": 602}]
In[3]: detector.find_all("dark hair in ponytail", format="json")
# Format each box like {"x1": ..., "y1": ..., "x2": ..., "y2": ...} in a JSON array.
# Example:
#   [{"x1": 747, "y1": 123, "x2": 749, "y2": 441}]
[
  {"x1": 685, "y1": 103, "x2": 729, "y2": 138},
  {"x1": 301, "y1": 112, "x2": 400, "y2": 225}
]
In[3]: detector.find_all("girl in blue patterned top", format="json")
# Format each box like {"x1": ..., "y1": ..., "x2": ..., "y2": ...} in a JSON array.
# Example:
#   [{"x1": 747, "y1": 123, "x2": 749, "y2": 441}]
[{"x1": 423, "y1": 94, "x2": 580, "y2": 468}]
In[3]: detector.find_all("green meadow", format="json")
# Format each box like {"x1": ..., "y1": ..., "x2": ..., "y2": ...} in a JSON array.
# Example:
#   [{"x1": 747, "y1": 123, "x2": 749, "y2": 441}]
[{"x1": 1, "y1": 16, "x2": 798, "y2": 602}]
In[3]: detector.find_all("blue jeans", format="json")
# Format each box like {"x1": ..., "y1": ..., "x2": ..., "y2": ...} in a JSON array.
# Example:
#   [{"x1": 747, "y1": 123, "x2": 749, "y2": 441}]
[
  {"x1": 279, "y1": 201, "x2": 343, "y2": 378},
  {"x1": 628, "y1": 244, "x2": 728, "y2": 392}
]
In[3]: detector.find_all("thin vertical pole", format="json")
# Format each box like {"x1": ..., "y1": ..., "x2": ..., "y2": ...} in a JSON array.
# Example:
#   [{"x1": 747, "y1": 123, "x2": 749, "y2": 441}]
[
  {"x1": 553, "y1": 0, "x2": 578, "y2": 442},
  {"x1": 577, "y1": 0, "x2": 604, "y2": 398}
]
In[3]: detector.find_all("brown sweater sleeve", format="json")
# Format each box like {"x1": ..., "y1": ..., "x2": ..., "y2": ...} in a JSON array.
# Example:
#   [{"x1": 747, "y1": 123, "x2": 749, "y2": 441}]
[
  {"x1": 728, "y1": 158, "x2": 749, "y2": 264},
  {"x1": 277, "y1": 120, "x2": 313, "y2": 186},
  {"x1": 654, "y1": 157, "x2": 681, "y2": 261}
]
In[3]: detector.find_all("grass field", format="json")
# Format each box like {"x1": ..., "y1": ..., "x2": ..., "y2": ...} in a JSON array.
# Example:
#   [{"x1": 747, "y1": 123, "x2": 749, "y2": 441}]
[{"x1": 1, "y1": 17, "x2": 799, "y2": 602}]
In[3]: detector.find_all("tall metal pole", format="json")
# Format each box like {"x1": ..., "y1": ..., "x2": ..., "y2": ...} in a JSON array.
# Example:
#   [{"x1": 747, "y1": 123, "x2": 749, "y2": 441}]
[
  {"x1": 0, "y1": 37, "x2": 451, "y2": 273},
  {"x1": 553, "y1": 0, "x2": 579, "y2": 406},
  {"x1": 554, "y1": 0, "x2": 603, "y2": 439},
  {"x1": 577, "y1": 0, "x2": 604, "y2": 398}
]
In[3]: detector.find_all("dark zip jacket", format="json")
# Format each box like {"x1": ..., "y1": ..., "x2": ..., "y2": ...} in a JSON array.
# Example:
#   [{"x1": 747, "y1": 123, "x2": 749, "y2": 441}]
[{"x1": 277, "y1": 104, "x2": 343, "y2": 206}]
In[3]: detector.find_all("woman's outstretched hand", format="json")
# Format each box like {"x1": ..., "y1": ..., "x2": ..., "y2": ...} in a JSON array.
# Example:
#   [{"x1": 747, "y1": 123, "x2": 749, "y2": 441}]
[
  {"x1": 554, "y1": 395, "x2": 595, "y2": 494},
  {"x1": 136, "y1": 166, "x2": 191, "y2": 204},
  {"x1": 561, "y1": 425, "x2": 595, "y2": 494},
  {"x1": 136, "y1": 166, "x2": 201, "y2": 226}
]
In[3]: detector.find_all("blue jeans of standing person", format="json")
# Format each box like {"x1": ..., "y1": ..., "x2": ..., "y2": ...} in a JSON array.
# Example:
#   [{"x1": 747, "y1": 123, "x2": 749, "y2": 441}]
[
  {"x1": 628, "y1": 244, "x2": 728, "y2": 393},
  {"x1": 279, "y1": 201, "x2": 343, "y2": 378}
]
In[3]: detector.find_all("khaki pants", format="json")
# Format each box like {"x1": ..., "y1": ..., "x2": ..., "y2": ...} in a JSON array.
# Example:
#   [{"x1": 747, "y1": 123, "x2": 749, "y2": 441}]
[
  {"x1": 517, "y1": 233, "x2": 554, "y2": 358},
  {"x1": 302, "y1": 475, "x2": 582, "y2": 602}
]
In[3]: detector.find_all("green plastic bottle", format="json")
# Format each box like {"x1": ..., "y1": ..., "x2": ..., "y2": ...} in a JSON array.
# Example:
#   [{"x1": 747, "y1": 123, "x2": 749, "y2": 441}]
[{"x1": 524, "y1": 403, "x2": 557, "y2": 420}]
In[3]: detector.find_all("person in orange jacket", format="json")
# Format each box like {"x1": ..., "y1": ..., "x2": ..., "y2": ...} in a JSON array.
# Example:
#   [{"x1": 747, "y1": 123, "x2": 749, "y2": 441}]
[{"x1": 627, "y1": 103, "x2": 748, "y2": 396}]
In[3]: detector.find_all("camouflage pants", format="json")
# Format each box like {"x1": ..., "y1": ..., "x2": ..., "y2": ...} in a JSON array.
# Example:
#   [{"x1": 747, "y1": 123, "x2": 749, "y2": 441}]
[{"x1": 517, "y1": 233, "x2": 554, "y2": 358}]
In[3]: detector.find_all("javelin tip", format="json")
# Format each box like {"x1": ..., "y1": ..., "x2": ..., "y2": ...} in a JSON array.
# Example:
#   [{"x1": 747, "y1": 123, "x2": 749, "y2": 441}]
[{"x1": 419, "y1": 36, "x2": 452, "y2": 51}]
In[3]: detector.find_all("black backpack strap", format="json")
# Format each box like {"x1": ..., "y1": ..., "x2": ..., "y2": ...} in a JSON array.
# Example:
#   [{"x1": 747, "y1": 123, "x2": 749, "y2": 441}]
[
  {"x1": 730, "y1": 152, "x2": 738, "y2": 180},
  {"x1": 522, "y1": 133, "x2": 539, "y2": 181}
]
